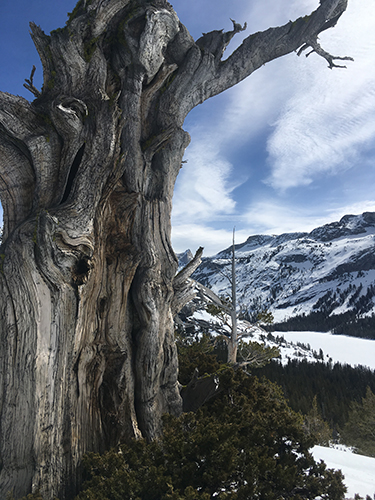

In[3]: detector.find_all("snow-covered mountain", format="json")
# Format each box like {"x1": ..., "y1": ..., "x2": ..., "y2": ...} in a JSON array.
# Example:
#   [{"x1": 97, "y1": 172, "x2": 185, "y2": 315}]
[{"x1": 190, "y1": 212, "x2": 375, "y2": 336}]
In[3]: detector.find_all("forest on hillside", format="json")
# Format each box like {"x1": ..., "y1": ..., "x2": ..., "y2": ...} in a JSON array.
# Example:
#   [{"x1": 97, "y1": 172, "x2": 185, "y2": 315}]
[
  {"x1": 271, "y1": 311, "x2": 375, "y2": 339},
  {"x1": 253, "y1": 358, "x2": 375, "y2": 430},
  {"x1": 270, "y1": 284, "x2": 375, "y2": 339}
]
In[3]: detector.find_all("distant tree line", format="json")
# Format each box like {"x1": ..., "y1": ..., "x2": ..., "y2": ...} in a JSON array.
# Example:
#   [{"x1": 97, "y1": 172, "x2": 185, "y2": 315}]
[
  {"x1": 271, "y1": 311, "x2": 375, "y2": 339},
  {"x1": 253, "y1": 359, "x2": 375, "y2": 432},
  {"x1": 270, "y1": 284, "x2": 375, "y2": 339}
]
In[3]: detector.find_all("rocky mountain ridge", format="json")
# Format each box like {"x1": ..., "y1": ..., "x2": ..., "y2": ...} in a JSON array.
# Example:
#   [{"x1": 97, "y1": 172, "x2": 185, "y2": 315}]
[{"x1": 187, "y1": 212, "x2": 375, "y2": 338}]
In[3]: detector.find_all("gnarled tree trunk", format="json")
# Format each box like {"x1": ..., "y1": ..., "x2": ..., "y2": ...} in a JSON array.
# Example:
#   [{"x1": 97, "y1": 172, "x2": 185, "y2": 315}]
[{"x1": 0, "y1": 0, "x2": 350, "y2": 497}]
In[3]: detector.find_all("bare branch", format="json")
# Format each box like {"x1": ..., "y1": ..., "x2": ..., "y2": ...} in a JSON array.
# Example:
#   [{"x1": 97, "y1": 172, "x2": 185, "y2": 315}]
[
  {"x1": 29, "y1": 23, "x2": 57, "y2": 94},
  {"x1": 298, "y1": 38, "x2": 354, "y2": 68},
  {"x1": 23, "y1": 65, "x2": 41, "y2": 98},
  {"x1": 182, "y1": 0, "x2": 351, "y2": 109},
  {"x1": 174, "y1": 246, "x2": 203, "y2": 284},
  {"x1": 172, "y1": 246, "x2": 204, "y2": 315},
  {"x1": 230, "y1": 19, "x2": 247, "y2": 33},
  {"x1": 213, "y1": 264, "x2": 232, "y2": 285}
]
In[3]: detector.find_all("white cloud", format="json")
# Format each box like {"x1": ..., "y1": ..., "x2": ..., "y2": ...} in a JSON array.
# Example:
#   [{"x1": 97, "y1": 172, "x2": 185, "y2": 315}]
[
  {"x1": 242, "y1": 200, "x2": 328, "y2": 235},
  {"x1": 172, "y1": 137, "x2": 237, "y2": 223},
  {"x1": 172, "y1": 197, "x2": 375, "y2": 257},
  {"x1": 325, "y1": 201, "x2": 375, "y2": 224},
  {"x1": 265, "y1": 0, "x2": 375, "y2": 190},
  {"x1": 172, "y1": 223, "x2": 250, "y2": 256},
  {"x1": 242, "y1": 198, "x2": 375, "y2": 240},
  {"x1": 172, "y1": 0, "x2": 375, "y2": 255}
]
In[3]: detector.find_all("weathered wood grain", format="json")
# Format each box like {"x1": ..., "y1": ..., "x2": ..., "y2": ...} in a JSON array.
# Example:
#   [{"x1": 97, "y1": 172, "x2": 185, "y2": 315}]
[{"x1": 0, "y1": 0, "x2": 350, "y2": 497}]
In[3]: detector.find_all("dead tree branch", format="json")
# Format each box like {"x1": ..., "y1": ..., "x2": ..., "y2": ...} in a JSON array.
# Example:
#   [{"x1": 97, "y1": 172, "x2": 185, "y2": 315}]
[{"x1": 23, "y1": 65, "x2": 41, "y2": 98}]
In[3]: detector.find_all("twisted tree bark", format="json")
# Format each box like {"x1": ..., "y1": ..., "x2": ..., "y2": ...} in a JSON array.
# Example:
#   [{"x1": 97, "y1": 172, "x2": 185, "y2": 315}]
[{"x1": 0, "y1": 0, "x2": 350, "y2": 497}]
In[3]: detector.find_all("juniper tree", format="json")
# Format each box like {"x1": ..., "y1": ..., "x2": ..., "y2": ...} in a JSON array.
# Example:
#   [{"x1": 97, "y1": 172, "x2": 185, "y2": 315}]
[{"x1": 0, "y1": 0, "x2": 352, "y2": 497}]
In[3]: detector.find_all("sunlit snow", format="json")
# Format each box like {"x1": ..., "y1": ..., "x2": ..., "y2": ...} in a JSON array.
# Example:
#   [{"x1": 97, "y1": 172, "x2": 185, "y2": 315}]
[
  {"x1": 312, "y1": 445, "x2": 375, "y2": 499},
  {"x1": 275, "y1": 330, "x2": 375, "y2": 370}
]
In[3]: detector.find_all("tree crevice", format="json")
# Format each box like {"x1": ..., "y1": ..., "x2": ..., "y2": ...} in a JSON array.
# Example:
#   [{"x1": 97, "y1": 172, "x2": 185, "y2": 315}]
[{"x1": 61, "y1": 143, "x2": 86, "y2": 204}]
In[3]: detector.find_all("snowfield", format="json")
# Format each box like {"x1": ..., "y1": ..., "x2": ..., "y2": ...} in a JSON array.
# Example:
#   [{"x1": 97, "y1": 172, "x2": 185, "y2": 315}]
[
  {"x1": 192, "y1": 308, "x2": 375, "y2": 370},
  {"x1": 312, "y1": 445, "x2": 375, "y2": 499},
  {"x1": 274, "y1": 330, "x2": 375, "y2": 370}
]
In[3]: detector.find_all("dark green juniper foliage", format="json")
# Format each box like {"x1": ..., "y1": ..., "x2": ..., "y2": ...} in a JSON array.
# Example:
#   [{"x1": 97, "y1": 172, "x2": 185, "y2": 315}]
[
  {"x1": 303, "y1": 396, "x2": 332, "y2": 446},
  {"x1": 176, "y1": 333, "x2": 221, "y2": 385},
  {"x1": 5, "y1": 492, "x2": 56, "y2": 500},
  {"x1": 76, "y1": 365, "x2": 347, "y2": 500}
]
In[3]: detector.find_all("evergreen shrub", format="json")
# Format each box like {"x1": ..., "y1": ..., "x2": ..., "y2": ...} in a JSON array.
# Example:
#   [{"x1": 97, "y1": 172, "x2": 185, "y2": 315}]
[{"x1": 76, "y1": 366, "x2": 347, "y2": 499}]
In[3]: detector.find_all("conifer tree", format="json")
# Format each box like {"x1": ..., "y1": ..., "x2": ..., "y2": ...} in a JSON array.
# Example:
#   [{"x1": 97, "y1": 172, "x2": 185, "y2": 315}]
[
  {"x1": 342, "y1": 386, "x2": 375, "y2": 456},
  {"x1": 206, "y1": 230, "x2": 278, "y2": 366},
  {"x1": 303, "y1": 395, "x2": 332, "y2": 446}
]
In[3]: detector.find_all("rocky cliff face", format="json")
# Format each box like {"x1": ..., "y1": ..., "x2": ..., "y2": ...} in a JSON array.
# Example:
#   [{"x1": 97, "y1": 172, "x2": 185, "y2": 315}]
[{"x1": 189, "y1": 213, "x2": 375, "y2": 334}]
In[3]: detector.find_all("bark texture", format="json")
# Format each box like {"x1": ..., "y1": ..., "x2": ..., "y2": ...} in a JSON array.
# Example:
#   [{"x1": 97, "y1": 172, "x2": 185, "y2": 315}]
[{"x1": 0, "y1": 0, "x2": 350, "y2": 497}]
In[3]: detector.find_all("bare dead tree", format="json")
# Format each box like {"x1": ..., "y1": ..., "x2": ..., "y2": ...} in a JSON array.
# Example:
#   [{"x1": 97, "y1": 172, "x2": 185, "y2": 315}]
[
  {"x1": 0, "y1": 0, "x2": 351, "y2": 497},
  {"x1": 229, "y1": 228, "x2": 238, "y2": 364}
]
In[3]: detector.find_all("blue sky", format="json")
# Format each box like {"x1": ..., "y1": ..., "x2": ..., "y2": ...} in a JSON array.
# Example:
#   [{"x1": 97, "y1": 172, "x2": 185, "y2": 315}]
[{"x1": 1, "y1": 0, "x2": 375, "y2": 255}]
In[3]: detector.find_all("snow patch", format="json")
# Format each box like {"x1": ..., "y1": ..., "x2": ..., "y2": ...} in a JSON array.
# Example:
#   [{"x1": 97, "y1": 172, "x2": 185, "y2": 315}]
[{"x1": 312, "y1": 445, "x2": 375, "y2": 498}]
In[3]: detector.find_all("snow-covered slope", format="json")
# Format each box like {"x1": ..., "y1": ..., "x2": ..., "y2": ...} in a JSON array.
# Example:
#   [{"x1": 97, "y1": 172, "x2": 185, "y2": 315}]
[
  {"x1": 181, "y1": 307, "x2": 375, "y2": 497},
  {"x1": 181, "y1": 312, "x2": 375, "y2": 497},
  {"x1": 275, "y1": 330, "x2": 375, "y2": 370},
  {"x1": 179, "y1": 295, "x2": 375, "y2": 498},
  {"x1": 192, "y1": 212, "x2": 375, "y2": 332},
  {"x1": 312, "y1": 445, "x2": 375, "y2": 499}
]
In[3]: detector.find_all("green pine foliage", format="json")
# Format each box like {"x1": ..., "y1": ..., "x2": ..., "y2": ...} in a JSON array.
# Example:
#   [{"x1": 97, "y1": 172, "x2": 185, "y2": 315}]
[
  {"x1": 237, "y1": 339, "x2": 280, "y2": 368},
  {"x1": 75, "y1": 366, "x2": 346, "y2": 500},
  {"x1": 255, "y1": 309, "x2": 274, "y2": 326},
  {"x1": 341, "y1": 386, "x2": 375, "y2": 457},
  {"x1": 254, "y1": 359, "x2": 375, "y2": 430},
  {"x1": 303, "y1": 396, "x2": 332, "y2": 446},
  {"x1": 5, "y1": 492, "x2": 54, "y2": 500}
]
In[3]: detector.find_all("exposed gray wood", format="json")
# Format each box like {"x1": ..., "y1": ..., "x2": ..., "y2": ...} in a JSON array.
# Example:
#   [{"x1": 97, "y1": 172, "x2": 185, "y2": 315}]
[
  {"x1": 172, "y1": 246, "x2": 203, "y2": 316},
  {"x1": 0, "y1": 0, "x2": 351, "y2": 497}
]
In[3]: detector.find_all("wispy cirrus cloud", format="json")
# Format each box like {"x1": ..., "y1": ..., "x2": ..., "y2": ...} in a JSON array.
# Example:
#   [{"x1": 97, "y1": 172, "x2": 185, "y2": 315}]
[
  {"x1": 171, "y1": 0, "x2": 375, "y2": 255},
  {"x1": 265, "y1": 0, "x2": 375, "y2": 191},
  {"x1": 172, "y1": 137, "x2": 237, "y2": 223}
]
